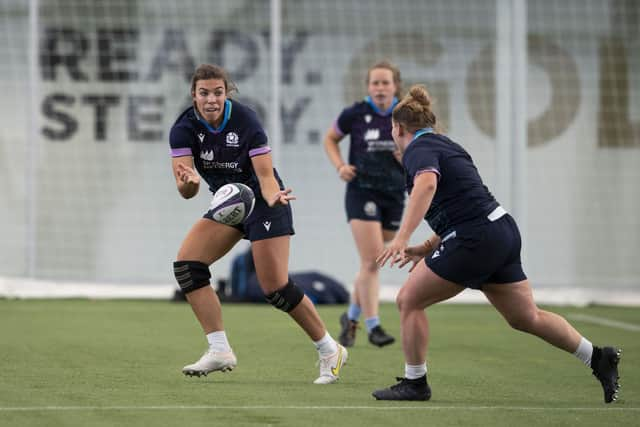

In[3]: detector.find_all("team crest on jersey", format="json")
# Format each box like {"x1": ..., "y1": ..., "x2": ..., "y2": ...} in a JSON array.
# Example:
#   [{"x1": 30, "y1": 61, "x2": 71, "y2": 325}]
[
  {"x1": 364, "y1": 201, "x2": 377, "y2": 217},
  {"x1": 197, "y1": 133, "x2": 205, "y2": 143},
  {"x1": 200, "y1": 150, "x2": 214, "y2": 161},
  {"x1": 226, "y1": 132, "x2": 239, "y2": 147},
  {"x1": 364, "y1": 114, "x2": 372, "y2": 123},
  {"x1": 364, "y1": 129, "x2": 380, "y2": 141}
]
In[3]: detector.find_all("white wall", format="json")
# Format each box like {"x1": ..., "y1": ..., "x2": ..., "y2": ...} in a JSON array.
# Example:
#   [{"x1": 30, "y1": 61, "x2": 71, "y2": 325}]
[{"x1": 0, "y1": 0, "x2": 638, "y2": 295}]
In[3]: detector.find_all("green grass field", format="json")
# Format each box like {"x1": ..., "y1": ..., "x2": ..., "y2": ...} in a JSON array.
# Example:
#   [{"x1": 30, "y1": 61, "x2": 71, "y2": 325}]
[{"x1": 0, "y1": 299, "x2": 637, "y2": 426}]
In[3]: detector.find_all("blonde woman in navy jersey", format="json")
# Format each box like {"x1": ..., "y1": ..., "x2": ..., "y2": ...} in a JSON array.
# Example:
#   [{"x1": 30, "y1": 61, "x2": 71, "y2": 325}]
[
  {"x1": 323, "y1": 61, "x2": 404, "y2": 348},
  {"x1": 170, "y1": 64, "x2": 346, "y2": 384},
  {"x1": 372, "y1": 85, "x2": 621, "y2": 403}
]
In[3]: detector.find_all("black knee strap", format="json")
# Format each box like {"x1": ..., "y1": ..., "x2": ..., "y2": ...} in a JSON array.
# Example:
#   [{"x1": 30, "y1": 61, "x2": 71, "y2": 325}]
[
  {"x1": 173, "y1": 261, "x2": 211, "y2": 294},
  {"x1": 265, "y1": 279, "x2": 304, "y2": 312}
]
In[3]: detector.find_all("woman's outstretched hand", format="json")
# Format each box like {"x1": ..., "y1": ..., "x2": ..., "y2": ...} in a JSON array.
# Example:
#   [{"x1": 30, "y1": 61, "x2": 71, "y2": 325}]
[
  {"x1": 268, "y1": 188, "x2": 296, "y2": 207},
  {"x1": 376, "y1": 238, "x2": 408, "y2": 268},
  {"x1": 378, "y1": 241, "x2": 433, "y2": 271},
  {"x1": 397, "y1": 244, "x2": 432, "y2": 272}
]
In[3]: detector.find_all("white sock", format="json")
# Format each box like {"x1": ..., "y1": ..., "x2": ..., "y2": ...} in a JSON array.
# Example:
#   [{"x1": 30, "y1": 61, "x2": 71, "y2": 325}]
[
  {"x1": 405, "y1": 363, "x2": 427, "y2": 379},
  {"x1": 573, "y1": 337, "x2": 593, "y2": 366},
  {"x1": 314, "y1": 332, "x2": 338, "y2": 358},
  {"x1": 206, "y1": 331, "x2": 232, "y2": 353}
]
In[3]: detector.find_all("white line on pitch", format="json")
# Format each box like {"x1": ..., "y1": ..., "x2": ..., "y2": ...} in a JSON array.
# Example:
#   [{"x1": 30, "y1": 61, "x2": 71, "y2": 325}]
[
  {"x1": 0, "y1": 405, "x2": 638, "y2": 412},
  {"x1": 568, "y1": 313, "x2": 640, "y2": 332}
]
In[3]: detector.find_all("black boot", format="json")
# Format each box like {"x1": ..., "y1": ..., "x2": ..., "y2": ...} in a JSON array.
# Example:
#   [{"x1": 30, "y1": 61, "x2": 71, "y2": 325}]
[
  {"x1": 368, "y1": 325, "x2": 395, "y2": 347},
  {"x1": 372, "y1": 375, "x2": 431, "y2": 401},
  {"x1": 591, "y1": 346, "x2": 622, "y2": 403},
  {"x1": 338, "y1": 312, "x2": 358, "y2": 347}
]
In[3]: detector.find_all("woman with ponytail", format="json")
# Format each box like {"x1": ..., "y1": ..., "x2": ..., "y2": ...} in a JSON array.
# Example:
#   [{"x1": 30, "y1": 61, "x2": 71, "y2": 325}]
[{"x1": 372, "y1": 85, "x2": 621, "y2": 404}]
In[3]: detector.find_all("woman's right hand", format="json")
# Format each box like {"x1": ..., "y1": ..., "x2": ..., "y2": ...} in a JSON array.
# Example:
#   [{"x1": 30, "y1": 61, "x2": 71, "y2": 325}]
[
  {"x1": 176, "y1": 163, "x2": 200, "y2": 186},
  {"x1": 337, "y1": 164, "x2": 357, "y2": 182}
]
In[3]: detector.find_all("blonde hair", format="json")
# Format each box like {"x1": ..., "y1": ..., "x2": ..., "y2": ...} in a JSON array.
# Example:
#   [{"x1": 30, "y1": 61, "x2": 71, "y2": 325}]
[
  {"x1": 366, "y1": 60, "x2": 403, "y2": 98},
  {"x1": 392, "y1": 84, "x2": 437, "y2": 133}
]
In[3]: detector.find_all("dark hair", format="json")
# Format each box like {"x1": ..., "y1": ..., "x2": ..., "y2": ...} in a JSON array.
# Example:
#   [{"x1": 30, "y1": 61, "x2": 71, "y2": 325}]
[
  {"x1": 366, "y1": 60, "x2": 403, "y2": 98},
  {"x1": 190, "y1": 64, "x2": 237, "y2": 95},
  {"x1": 392, "y1": 84, "x2": 437, "y2": 133}
]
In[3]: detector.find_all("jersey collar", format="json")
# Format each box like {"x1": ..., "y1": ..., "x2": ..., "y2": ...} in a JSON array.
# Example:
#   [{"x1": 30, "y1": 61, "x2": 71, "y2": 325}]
[
  {"x1": 365, "y1": 96, "x2": 398, "y2": 116},
  {"x1": 194, "y1": 99, "x2": 232, "y2": 134},
  {"x1": 411, "y1": 127, "x2": 434, "y2": 142}
]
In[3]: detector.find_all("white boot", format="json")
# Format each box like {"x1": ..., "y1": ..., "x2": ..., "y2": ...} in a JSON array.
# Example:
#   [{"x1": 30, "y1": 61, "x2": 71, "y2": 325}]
[
  {"x1": 182, "y1": 350, "x2": 237, "y2": 377},
  {"x1": 314, "y1": 344, "x2": 348, "y2": 384}
]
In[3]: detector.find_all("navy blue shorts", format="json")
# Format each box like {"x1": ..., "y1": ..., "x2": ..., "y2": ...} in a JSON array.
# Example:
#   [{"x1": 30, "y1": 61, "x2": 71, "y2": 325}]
[
  {"x1": 345, "y1": 186, "x2": 404, "y2": 231},
  {"x1": 426, "y1": 214, "x2": 527, "y2": 289},
  {"x1": 203, "y1": 197, "x2": 295, "y2": 242}
]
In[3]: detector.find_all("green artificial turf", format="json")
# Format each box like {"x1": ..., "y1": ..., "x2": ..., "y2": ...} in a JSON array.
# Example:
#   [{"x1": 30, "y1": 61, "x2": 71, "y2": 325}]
[{"x1": 0, "y1": 299, "x2": 637, "y2": 426}]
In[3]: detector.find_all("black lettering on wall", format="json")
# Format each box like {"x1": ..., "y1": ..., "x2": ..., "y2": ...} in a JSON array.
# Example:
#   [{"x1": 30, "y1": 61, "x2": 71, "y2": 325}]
[
  {"x1": 40, "y1": 27, "x2": 89, "y2": 81},
  {"x1": 128, "y1": 96, "x2": 164, "y2": 141},
  {"x1": 208, "y1": 31, "x2": 258, "y2": 81},
  {"x1": 281, "y1": 32, "x2": 308, "y2": 85},
  {"x1": 147, "y1": 29, "x2": 195, "y2": 82},
  {"x1": 41, "y1": 93, "x2": 77, "y2": 140},
  {"x1": 97, "y1": 28, "x2": 139, "y2": 82},
  {"x1": 262, "y1": 31, "x2": 309, "y2": 84},
  {"x1": 82, "y1": 95, "x2": 120, "y2": 141},
  {"x1": 281, "y1": 97, "x2": 310, "y2": 143}
]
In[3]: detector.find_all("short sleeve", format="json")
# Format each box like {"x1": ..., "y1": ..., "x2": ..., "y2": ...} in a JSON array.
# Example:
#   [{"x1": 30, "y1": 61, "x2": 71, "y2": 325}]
[
  {"x1": 246, "y1": 111, "x2": 272, "y2": 158},
  {"x1": 169, "y1": 126, "x2": 193, "y2": 157},
  {"x1": 404, "y1": 143, "x2": 441, "y2": 182},
  {"x1": 334, "y1": 105, "x2": 358, "y2": 136}
]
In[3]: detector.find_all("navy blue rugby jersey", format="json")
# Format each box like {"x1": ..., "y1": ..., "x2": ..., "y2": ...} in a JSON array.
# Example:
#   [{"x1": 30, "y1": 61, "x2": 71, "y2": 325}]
[
  {"x1": 403, "y1": 129, "x2": 499, "y2": 236},
  {"x1": 169, "y1": 99, "x2": 284, "y2": 198},
  {"x1": 333, "y1": 97, "x2": 404, "y2": 193}
]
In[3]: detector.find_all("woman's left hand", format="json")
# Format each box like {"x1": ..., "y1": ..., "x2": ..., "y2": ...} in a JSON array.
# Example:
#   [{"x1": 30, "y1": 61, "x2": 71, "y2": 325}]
[
  {"x1": 397, "y1": 244, "x2": 431, "y2": 272},
  {"x1": 268, "y1": 188, "x2": 296, "y2": 207},
  {"x1": 376, "y1": 238, "x2": 408, "y2": 268}
]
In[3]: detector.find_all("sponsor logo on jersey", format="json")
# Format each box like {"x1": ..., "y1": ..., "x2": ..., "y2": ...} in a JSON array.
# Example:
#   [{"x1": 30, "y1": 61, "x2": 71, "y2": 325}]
[
  {"x1": 263, "y1": 221, "x2": 271, "y2": 231},
  {"x1": 205, "y1": 161, "x2": 240, "y2": 170},
  {"x1": 364, "y1": 128, "x2": 380, "y2": 141},
  {"x1": 226, "y1": 132, "x2": 239, "y2": 147},
  {"x1": 197, "y1": 133, "x2": 205, "y2": 143},
  {"x1": 200, "y1": 150, "x2": 214, "y2": 161},
  {"x1": 200, "y1": 150, "x2": 240, "y2": 171},
  {"x1": 364, "y1": 114, "x2": 372, "y2": 123},
  {"x1": 366, "y1": 139, "x2": 396, "y2": 152}
]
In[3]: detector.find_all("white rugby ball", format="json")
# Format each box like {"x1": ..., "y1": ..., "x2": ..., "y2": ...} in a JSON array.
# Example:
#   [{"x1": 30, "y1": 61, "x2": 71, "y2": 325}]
[{"x1": 209, "y1": 183, "x2": 255, "y2": 225}]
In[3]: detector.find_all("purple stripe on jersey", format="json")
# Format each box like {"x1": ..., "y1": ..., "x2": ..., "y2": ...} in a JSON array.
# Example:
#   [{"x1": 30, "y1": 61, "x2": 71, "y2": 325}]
[
  {"x1": 249, "y1": 146, "x2": 271, "y2": 157},
  {"x1": 416, "y1": 168, "x2": 441, "y2": 180},
  {"x1": 332, "y1": 120, "x2": 345, "y2": 137},
  {"x1": 171, "y1": 147, "x2": 192, "y2": 157}
]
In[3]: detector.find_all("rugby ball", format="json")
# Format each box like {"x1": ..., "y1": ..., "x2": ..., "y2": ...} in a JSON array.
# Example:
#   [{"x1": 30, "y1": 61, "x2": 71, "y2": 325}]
[{"x1": 209, "y1": 183, "x2": 255, "y2": 225}]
